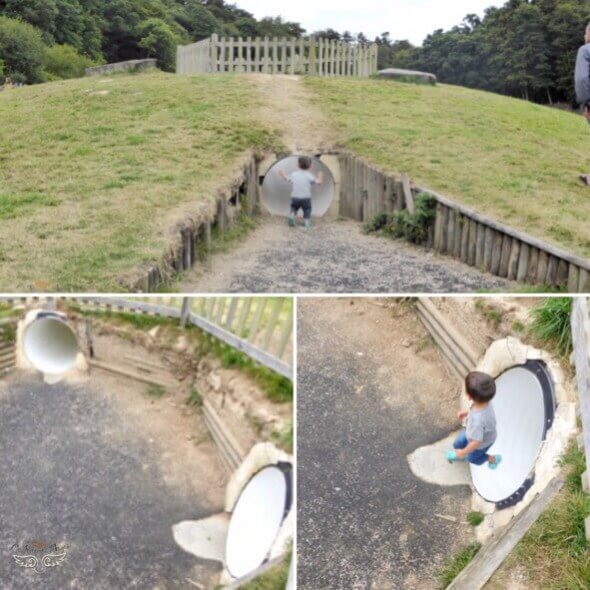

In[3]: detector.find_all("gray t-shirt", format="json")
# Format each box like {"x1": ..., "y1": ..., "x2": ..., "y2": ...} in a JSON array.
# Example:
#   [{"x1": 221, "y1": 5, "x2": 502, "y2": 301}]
[
  {"x1": 466, "y1": 404, "x2": 497, "y2": 449},
  {"x1": 288, "y1": 170, "x2": 316, "y2": 199}
]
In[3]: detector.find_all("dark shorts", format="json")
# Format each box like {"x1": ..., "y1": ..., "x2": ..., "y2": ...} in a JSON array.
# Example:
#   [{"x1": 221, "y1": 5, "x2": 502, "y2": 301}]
[{"x1": 290, "y1": 197, "x2": 312, "y2": 220}]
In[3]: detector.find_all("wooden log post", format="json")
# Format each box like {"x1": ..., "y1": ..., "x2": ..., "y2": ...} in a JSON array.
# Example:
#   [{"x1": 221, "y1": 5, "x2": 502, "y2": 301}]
[
  {"x1": 401, "y1": 174, "x2": 414, "y2": 215},
  {"x1": 475, "y1": 223, "x2": 486, "y2": 269}
]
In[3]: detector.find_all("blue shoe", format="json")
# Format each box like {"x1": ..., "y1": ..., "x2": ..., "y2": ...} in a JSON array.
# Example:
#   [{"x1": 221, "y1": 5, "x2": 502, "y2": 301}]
[
  {"x1": 304, "y1": 220, "x2": 312, "y2": 230},
  {"x1": 288, "y1": 215, "x2": 296, "y2": 228},
  {"x1": 488, "y1": 455, "x2": 502, "y2": 470},
  {"x1": 446, "y1": 450, "x2": 466, "y2": 463}
]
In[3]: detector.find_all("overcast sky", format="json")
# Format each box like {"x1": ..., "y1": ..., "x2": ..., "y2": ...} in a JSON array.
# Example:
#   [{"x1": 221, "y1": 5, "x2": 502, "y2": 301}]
[{"x1": 237, "y1": 0, "x2": 507, "y2": 45}]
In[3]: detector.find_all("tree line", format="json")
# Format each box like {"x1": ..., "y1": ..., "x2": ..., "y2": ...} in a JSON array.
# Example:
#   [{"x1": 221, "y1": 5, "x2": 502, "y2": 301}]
[
  {"x1": 0, "y1": 0, "x2": 305, "y2": 83},
  {"x1": 374, "y1": 0, "x2": 590, "y2": 105}
]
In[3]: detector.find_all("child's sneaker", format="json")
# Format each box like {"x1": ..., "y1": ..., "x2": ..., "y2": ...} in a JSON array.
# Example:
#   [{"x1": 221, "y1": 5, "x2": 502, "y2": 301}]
[
  {"x1": 288, "y1": 215, "x2": 296, "y2": 228},
  {"x1": 304, "y1": 220, "x2": 312, "y2": 230},
  {"x1": 488, "y1": 455, "x2": 502, "y2": 470},
  {"x1": 446, "y1": 450, "x2": 466, "y2": 463}
]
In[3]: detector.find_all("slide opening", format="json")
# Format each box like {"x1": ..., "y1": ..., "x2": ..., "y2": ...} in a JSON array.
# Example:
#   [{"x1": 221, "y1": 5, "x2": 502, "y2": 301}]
[
  {"x1": 470, "y1": 360, "x2": 556, "y2": 510},
  {"x1": 225, "y1": 462, "x2": 292, "y2": 579},
  {"x1": 261, "y1": 155, "x2": 335, "y2": 218},
  {"x1": 23, "y1": 313, "x2": 80, "y2": 376}
]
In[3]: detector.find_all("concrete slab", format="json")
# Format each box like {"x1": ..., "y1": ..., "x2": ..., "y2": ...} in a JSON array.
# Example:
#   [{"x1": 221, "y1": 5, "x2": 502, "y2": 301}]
[{"x1": 408, "y1": 433, "x2": 472, "y2": 487}]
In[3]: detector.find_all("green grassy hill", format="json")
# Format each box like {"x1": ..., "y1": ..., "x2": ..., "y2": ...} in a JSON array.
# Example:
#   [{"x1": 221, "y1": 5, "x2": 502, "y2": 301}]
[
  {"x1": 0, "y1": 72, "x2": 278, "y2": 291},
  {"x1": 307, "y1": 77, "x2": 590, "y2": 260},
  {"x1": 1, "y1": 72, "x2": 589, "y2": 291}
]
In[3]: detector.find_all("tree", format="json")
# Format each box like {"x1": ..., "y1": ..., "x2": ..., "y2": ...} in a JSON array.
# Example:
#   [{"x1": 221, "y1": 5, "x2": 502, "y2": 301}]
[
  {"x1": 43, "y1": 43, "x2": 94, "y2": 79},
  {"x1": 137, "y1": 17, "x2": 179, "y2": 71},
  {"x1": 0, "y1": 16, "x2": 46, "y2": 82}
]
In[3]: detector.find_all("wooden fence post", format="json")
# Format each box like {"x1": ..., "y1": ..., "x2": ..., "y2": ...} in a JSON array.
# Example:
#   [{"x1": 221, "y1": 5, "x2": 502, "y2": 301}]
[
  {"x1": 210, "y1": 34, "x2": 218, "y2": 73},
  {"x1": 180, "y1": 297, "x2": 193, "y2": 329},
  {"x1": 309, "y1": 35, "x2": 317, "y2": 76}
]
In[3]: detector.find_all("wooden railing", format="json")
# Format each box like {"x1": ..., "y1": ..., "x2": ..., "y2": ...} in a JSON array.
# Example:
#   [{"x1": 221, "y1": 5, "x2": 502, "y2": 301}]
[{"x1": 177, "y1": 34, "x2": 378, "y2": 77}]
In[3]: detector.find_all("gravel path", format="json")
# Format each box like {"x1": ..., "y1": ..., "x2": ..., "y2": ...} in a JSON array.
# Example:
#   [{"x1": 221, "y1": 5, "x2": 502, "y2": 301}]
[
  {"x1": 297, "y1": 299, "x2": 473, "y2": 589},
  {"x1": 0, "y1": 375, "x2": 222, "y2": 589},
  {"x1": 181, "y1": 217, "x2": 510, "y2": 293}
]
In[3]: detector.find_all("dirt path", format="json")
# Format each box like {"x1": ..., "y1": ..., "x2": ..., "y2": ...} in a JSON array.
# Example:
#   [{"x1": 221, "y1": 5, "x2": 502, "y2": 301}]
[
  {"x1": 252, "y1": 74, "x2": 336, "y2": 153},
  {"x1": 297, "y1": 299, "x2": 474, "y2": 589},
  {"x1": 180, "y1": 217, "x2": 509, "y2": 293}
]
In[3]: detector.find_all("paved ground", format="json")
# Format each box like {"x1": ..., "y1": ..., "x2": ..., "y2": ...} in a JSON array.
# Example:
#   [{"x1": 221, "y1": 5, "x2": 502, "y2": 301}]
[
  {"x1": 0, "y1": 375, "x2": 223, "y2": 589},
  {"x1": 181, "y1": 218, "x2": 509, "y2": 294},
  {"x1": 297, "y1": 299, "x2": 474, "y2": 590}
]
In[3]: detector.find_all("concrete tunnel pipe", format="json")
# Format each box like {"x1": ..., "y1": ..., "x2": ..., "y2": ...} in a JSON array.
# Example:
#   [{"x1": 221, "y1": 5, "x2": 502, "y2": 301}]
[
  {"x1": 23, "y1": 312, "x2": 80, "y2": 376},
  {"x1": 261, "y1": 155, "x2": 336, "y2": 218},
  {"x1": 470, "y1": 360, "x2": 556, "y2": 510}
]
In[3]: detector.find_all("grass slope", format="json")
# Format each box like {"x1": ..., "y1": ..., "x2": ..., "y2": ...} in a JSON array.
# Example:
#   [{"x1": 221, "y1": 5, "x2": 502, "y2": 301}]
[
  {"x1": 307, "y1": 77, "x2": 590, "y2": 259},
  {"x1": 0, "y1": 72, "x2": 278, "y2": 291}
]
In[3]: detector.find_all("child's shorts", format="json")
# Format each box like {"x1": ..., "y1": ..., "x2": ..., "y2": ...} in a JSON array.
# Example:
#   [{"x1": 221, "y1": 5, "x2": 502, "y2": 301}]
[
  {"x1": 290, "y1": 197, "x2": 312, "y2": 220},
  {"x1": 453, "y1": 430, "x2": 493, "y2": 466}
]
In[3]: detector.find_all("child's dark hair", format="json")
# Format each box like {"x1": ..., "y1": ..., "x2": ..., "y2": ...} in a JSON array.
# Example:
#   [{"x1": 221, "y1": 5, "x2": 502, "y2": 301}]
[
  {"x1": 465, "y1": 371, "x2": 496, "y2": 403},
  {"x1": 298, "y1": 156, "x2": 312, "y2": 170}
]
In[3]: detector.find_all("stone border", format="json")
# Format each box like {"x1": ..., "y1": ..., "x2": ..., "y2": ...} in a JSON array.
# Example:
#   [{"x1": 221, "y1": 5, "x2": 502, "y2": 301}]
[
  {"x1": 85, "y1": 59, "x2": 157, "y2": 76},
  {"x1": 338, "y1": 152, "x2": 590, "y2": 292}
]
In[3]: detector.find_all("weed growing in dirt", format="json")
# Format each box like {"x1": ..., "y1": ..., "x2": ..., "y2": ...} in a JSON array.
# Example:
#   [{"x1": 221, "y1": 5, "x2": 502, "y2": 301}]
[
  {"x1": 364, "y1": 192, "x2": 436, "y2": 245},
  {"x1": 186, "y1": 386, "x2": 203, "y2": 409},
  {"x1": 507, "y1": 443, "x2": 590, "y2": 589},
  {"x1": 474, "y1": 299, "x2": 503, "y2": 329},
  {"x1": 211, "y1": 211, "x2": 259, "y2": 254},
  {"x1": 239, "y1": 554, "x2": 291, "y2": 590},
  {"x1": 511, "y1": 320, "x2": 526, "y2": 334},
  {"x1": 467, "y1": 512, "x2": 484, "y2": 527},
  {"x1": 146, "y1": 384, "x2": 166, "y2": 398},
  {"x1": 437, "y1": 542, "x2": 482, "y2": 588},
  {"x1": 530, "y1": 298, "x2": 573, "y2": 358},
  {"x1": 272, "y1": 421, "x2": 293, "y2": 453}
]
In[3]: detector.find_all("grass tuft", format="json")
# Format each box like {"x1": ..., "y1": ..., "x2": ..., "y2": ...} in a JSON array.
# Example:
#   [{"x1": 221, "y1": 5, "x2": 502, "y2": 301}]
[
  {"x1": 509, "y1": 443, "x2": 590, "y2": 589},
  {"x1": 146, "y1": 383, "x2": 166, "y2": 398},
  {"x1": 467, "y1": 512, "x2": 485, "y2": 527},
  {"x1": 437, "y1": 542, "x2": 482, "y2": 588},
  {"x1": 530, "y1": 298, "x2": 573, "y2": 358}
]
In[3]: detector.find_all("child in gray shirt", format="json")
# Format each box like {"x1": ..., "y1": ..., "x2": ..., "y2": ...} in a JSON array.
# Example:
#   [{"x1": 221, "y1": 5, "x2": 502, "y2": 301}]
[
  {"x1": 447, "y1": 371, "x2": 502, "y2": 470},
  {"x1": 279, "y1": 156, "x2": 323, "y2": 229}
]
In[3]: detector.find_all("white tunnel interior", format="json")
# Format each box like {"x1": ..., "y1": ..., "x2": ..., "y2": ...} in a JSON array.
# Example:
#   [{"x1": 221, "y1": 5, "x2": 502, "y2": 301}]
[
  {"x1": 261, "y1": 156, "x2": 335, "y2": 218},
  {"x1": 225, "y1": 464, "x2": 292, "y2": 579},
  {"x1": 23, "y1": 315, "x2": 80, "y2": 376},
  {"x1": 470, "y1": 361, "x2": 555, "y2": 508}
]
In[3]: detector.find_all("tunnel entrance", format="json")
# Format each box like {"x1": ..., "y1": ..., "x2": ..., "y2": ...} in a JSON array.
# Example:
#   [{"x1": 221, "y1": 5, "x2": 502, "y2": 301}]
[
  {"x1": 260, "y1": 155, "x2": 336, "y2": 218},
  {"x1": 470, "y1": 359, "x2": 556, "y2": 509}
]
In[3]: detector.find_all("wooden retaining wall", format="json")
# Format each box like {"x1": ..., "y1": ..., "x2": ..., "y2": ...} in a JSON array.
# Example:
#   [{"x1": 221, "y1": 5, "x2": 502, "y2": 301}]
[
  {"x1": 131, "y1": 155, "x2": 260, "y2": 293},
  {"x1": 177, "y1": 35, "x2": 378, "y2": 77},
  {"x1": 339, "y1": 153, "x2": 590, "y2": 292},
  {"x1": 0, "y1": 319, "x2": 16, "y2": 375}
]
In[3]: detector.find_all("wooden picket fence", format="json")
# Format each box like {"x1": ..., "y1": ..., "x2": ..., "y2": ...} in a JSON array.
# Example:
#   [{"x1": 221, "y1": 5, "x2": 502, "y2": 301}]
[
  {"x1": 0, "y1": 296, "x2": 293, "y2": 379},
  {"x1": 177, "y1": 34, "x2": 378, "y2": 77}
]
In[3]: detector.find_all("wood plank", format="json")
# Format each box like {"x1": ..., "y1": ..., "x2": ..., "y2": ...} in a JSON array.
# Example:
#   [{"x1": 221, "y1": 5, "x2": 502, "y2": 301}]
[
  {"x1": 516, "y1": 242, "x2": 530, "y2": 282},
  {"x1": 401, "y1": 174, "x2": 414, "y2": 214},
  {"x1": 483, "y1": 226, "x2": 494, "y2": 271},
  {"x1": 568, "y1": 264, "x2": 580, "y2": 294},
  {"x1": 467, "y1": 219, "x2": 477, "y2": 266},
  {"x1": 448, "y1": 476, "x2": 565, "y2": 590},
  {"x1": 498, "y1": 235, "x2": 513, "y2": 278},
  {"x1": 490, "y1": 231, "x2": 503, "y2": 276}
]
